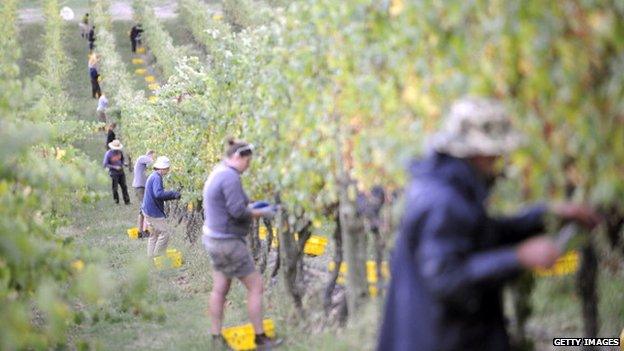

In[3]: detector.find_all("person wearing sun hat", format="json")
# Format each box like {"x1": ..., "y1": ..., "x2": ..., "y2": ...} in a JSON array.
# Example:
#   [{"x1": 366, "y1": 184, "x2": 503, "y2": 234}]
[
  {"x1": 377, "y1": 97, "x2": 601, "y2": 351},
  {"x1": 142, "y1": 156, "x2": 181, "y2": 257},
  {"x1": 102, "y1": 139, "x2": 130, "y2": 205}
]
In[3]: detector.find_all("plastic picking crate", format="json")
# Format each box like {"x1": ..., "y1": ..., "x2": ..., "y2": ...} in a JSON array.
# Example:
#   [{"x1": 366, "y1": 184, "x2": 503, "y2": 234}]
[
  {"x1": 148, "y1": 83, "x2": 160, "y2": 91},
  {"x1": 535, "y1": 250, "x2": 579, "y2": 277},
  {"x1": 132, "y1": 58, "x2": 144, "y2": 65},
  {"x1": 134, "y1": 68, "x2": 147, "y2": 75},
  {"x1": 153, "y1": 248, "x2": 183, "y2": 269},
  {"x1": 258, "y1": 226, "x2": 279, "y2": 248},
  {"x1": 148, "y1": 96, "x2": 158, "y2": 103},
  {"x1": 222, "y1": 319, "x2": 275, "y2": 351},
  {"x1": 145, "y1": 75, "x2": 156, "y2": 83},
  {"x1": 329, "y1": 260, "x2": 390, "y2": 285},
  {"x1": 127, "y1": 227, "x2": 139, "y2": 240},
  {"x1": 303, "y1": 235, "x2": 328, "y2": 256},
  {"x1": 136, "y1": 47, "x2": 146, "y2": 54}
]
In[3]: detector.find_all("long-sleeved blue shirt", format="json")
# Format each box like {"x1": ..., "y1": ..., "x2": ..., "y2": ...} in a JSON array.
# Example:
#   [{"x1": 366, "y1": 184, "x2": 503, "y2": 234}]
[
  {"x1": 378, "y1": 152, "x2": 546, "y2": 351},
  {"x1": 141, "y1": 171, "x2": 180, "y2": 218}
]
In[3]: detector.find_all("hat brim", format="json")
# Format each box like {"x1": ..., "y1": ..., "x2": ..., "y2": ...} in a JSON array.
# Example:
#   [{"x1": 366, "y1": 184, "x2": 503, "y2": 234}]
[
  {"x1": 108, "y1": 143, "x2": 123, "y2": 150},
  {"x1": 430, "y1": 131, "x2": 523, "y2": 158}
]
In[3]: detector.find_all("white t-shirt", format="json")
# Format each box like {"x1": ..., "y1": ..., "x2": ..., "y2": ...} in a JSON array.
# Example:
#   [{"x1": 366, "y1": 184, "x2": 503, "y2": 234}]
[{"x1": 97, "y1": 95, "x2": 108, "y2": 111}]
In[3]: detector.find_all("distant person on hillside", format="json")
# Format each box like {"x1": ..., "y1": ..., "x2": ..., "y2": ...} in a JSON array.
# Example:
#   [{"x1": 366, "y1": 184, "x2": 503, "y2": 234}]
[
  {"x1": 133, "y1": 150, "x2": 155, "y2": 239},
  {"x1": 89, "y1": 65, "x2": 101, "y2": 99},
  {"x1": 377, "y1": 98, "x2": 601, "y2": 351},
  {"x1": 102, "y1": 140, "x2": 131, "y2": 205},
  {"x1": 142, "y1": 156, "x2": 181, "y2": 257},
  {"x1": 106, "y1": 123, "x2": 116, "y2": 149},
  {"x1": 202, "y1": 138, "x2": 282, "y2": 349},
  {"x1": 80, "y1": 13, "x2": 89, "y2": 38},
  {"x1": 88, "y1": 25, "x2": 96, "y2": 51},
  {"x1": 130, "y1": 24, "x2": 144, "y2": 53},
  {"x1": 97, "y1": 93, "x2": 108, "y2": 124}
]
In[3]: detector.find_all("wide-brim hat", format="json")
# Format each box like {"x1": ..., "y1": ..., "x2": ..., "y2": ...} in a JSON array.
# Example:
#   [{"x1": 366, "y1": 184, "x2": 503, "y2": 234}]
[
  {"x1": 108, "y1": 139, "x2": 123, "y2": 150},
  {"x1": 428, "y1": 97, "x2": 523, "y2": 158},
  {"x1": 153, "y1": 156, "x2": 170, "y2": 169}
]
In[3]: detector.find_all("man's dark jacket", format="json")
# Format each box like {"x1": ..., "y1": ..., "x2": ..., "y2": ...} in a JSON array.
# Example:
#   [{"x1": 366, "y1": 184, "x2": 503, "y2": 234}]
[{"x1": 377, "y1": 153, "x2": 546, "y2": 351}]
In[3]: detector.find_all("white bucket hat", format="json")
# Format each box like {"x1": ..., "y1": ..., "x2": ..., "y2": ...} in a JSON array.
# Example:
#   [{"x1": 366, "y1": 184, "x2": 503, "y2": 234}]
[
  {"x1": 428, "y1": 97, "x2": 523, "y2": 158},
  {"x1": 108, "y1": 139, "x2": 124, "y2": 150},
  {"x1": 153, "y1": 156, "x2": 171, "y2": 169}
]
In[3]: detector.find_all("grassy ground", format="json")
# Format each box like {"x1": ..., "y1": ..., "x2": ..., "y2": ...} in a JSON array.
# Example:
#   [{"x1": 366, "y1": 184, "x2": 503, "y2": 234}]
[{"x1": 16, "y1": 10, "x2": 624, "y2": 351}]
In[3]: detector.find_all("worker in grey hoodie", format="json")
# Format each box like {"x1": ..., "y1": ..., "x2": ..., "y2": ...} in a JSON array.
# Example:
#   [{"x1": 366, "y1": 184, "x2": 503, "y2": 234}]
[
  {"x1": 133, "y1": 150, "x2": 155, "y2": 238},
  {"x1": 202, "y1": 138, "x2": 282, "y2": 349}
]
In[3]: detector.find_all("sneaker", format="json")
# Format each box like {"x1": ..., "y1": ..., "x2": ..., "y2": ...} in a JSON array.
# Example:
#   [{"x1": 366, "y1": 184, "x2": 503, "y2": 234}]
[
  {"x1": 210, "y1": 335, "x2": 230, "y2": 350},
  {"x1": 255, "y1": 334, "x2": 283, "y2": 350},
  {"x1": 140, "y1": 230, "x2": 151, "y2": 239}
]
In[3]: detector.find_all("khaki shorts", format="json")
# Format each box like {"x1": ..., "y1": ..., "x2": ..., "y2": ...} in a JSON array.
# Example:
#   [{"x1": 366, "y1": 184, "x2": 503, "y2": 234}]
[
  {"x1": 202, "y1": 236, "x2": 255, "y2": 278},
  {"x1": 134, "y1": 187, "x2": 145, "y2": 204}
]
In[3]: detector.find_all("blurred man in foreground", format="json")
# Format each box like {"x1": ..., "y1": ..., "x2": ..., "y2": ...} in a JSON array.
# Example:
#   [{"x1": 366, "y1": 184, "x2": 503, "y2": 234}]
[{"x1": 378, "y1": 98, "x2": 600, "y2": 351}]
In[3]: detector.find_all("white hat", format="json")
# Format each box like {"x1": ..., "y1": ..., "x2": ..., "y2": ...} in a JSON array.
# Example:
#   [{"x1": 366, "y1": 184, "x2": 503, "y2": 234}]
[
  {"x1": 153, "y1": 156, "x2": 171, "y2": 169},
  {"x1": 60, "y1": 6, "x2": 75, "y2": 21},
  {"x1": 108, "y1": 139, "x2": 123, "y2": 150},
  {"x1": 428, "y1": 97, "x2": 523, "y2": 158}
]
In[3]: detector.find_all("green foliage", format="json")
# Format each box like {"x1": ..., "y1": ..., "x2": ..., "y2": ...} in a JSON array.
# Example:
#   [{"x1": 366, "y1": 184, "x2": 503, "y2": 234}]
[
  {"x1": 97, "y1": 0, "x2": 624, "y2": 331},
  {"x1": 0, "y1": 0, "x2": 108, "y2": 348},
  {"x1": 0, "y1": 0, "x2": 160, "y2": 348},
  {"x1": 133, "y1": 0, "x2": 181, "y2": 79}
]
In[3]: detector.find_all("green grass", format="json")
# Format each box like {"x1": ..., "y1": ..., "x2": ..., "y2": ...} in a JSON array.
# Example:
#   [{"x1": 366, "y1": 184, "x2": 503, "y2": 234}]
[
  {"x1": 19, "y1": 0, "x2": 90, "y2": 9},
  {"x1": 18, "y1": 22, "x2": 44, "y2": 80},
  {"x1": 16, "y1": 12, "x2": 624, "y2": 351},
  {"x1": 161, "y1": 17, "x2": 205, "y2": 60}
]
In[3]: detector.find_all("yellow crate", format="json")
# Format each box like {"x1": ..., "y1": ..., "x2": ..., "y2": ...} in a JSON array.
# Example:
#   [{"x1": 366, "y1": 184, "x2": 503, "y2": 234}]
[
  {"x1": 258, "y1": 226, "x2": 278, "y2": 248},
  {"x1": 212, "y1": 13, "x2": 224, "y2": 21},
  {"x1": 329, "y1": 260, "x2": 390, "y2": 284},
  {"x1": 127, "y1": 227, "x2": 139, "y2": 239},
  {"x1": 148, "y1": 96, "x2": 158, "y2": 103},
  {"x1": 148, "y1": 83, "x2": 160, "y2": 91},
  {"x1": 535, "y1": 251, "x2": 580, "y2": 277},
  {"x1": 132, "y1": 58, "x2": 144, "y2": 65},
  {"x1": 136, "y1": 47, "x2": 146, "y2": 54},
  {"x1": 145, "y1": 75, "x2": 156, "y2": 83},
  {"x1": 154, "y1": 249, "x2": 183, "y2": 269},
  {"x1": 71, "y1": 259, "x2": 85, "y2": 272},
  {"x1": 135, "y1": 68, "x2": 147, "y2": 76},
  {"x1": 303, "y1": 235, "x2": 328, "y2": 256},
  {"x1": 222, "y1": 319, "x2": 275, "y2": 351}
]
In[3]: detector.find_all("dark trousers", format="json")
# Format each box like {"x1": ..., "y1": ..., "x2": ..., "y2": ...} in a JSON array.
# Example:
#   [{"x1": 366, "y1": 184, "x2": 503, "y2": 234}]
[
  {"x1": 131, "y1": 39, "x2": 137, "y2": 53},
  {"x1": 111, "y1": 173, "x2": 130, "y2": 204},
  {"x1": 91, "y1": 78, "x2": 101, "y2": 98}
]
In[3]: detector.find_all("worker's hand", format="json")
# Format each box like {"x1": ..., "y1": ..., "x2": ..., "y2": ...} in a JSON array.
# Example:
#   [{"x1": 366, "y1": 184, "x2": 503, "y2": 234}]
[
  {"x1": 550, "y1": 202, "x2": 602, "y2": 229},
  {"x1": 252, "y1": 206, "x2": 277, "y2": 219},
  {"x1": 516, "y1": 236, "x2": 561, "y2": 269}
]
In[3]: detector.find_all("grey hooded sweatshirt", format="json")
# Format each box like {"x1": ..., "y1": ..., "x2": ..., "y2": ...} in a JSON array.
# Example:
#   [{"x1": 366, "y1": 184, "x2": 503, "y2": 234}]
[{"x1": 202, "y1": 163, "x2": 252, "y2": 240}]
